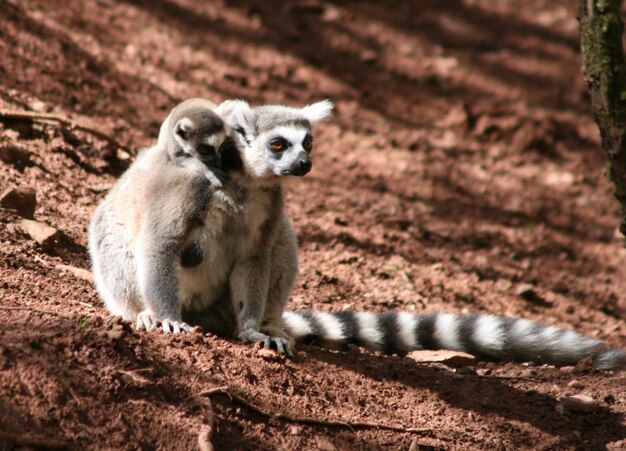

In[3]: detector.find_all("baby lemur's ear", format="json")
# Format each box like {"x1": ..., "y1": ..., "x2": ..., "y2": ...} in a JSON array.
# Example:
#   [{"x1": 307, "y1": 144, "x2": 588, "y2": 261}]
[
  {"x1": 301, "y1": 99, "x2": 334, "y2": 125},
  {"x1": 173, "y1": 117, "x2": 194, "y2": 141},
  {"x1": 215, "y1": 99, "x2": 256, "y2": 143}
]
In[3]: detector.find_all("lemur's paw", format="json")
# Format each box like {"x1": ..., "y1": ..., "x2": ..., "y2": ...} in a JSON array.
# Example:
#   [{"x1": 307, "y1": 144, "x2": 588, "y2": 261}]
[
  {"x1": 161, "y1": 319, "x2": 194, "y2": 334},
  {"x1": 136, "y1": 310, "x2": 157, "y2": 332},
  {"x1": 238, "y1": 328, "x2": 294, "y2": 358},
  {"x1": 261, "y1": 326, "x2": 295, "y2": 356},
  {"x1": 136, "y1": 310, "x2": 193, "y2": 334}
]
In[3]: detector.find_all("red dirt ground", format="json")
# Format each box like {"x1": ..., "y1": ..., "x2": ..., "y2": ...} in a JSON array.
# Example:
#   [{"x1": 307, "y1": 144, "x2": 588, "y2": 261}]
[{"x1": 1, "y1": 0, "x2": 625, "y2": 449}]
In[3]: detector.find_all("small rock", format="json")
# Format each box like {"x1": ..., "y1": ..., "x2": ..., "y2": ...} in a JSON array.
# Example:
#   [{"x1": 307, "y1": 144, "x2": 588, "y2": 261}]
[
  {"x1": 116, "y1": 149, "x2": 131, "y2": 161},
  {"x1": 17, "y1": 219, "x2": 60, "y2": 247},
  {"x1": 360, "y1": 50, "x2": 377, "y2": 64},
  {"x1": 0, "y1": 141, "x2": 32, "y2": 169},
  {"x1": 406, "y1": 350, "x2": 477, "y2": 367},
  {"x1": 107, "y1": 330, "x2": 124, "y2": 340},
  {"x1": 0, "y1": 186, "x2": 37, "y2": 218},
  {"x1": 516, "y1": 283, "x2": 551, "y2": 306},
  {"x1": 55, "y1": 264, "x2": 94, "y2": 283},
  {"x1": 567, "y1": 379, "x2": 583, "y2": 389},
  {"x1": 289, "y1": 425, "x2": 302, "y2": 435},
  {"x1": 322, "y1": 5, "x2": 342, "y2": 22},
  {"x1": 604, "y1": 394, "x2": 615, "y2": 405},
  {"x1": 555, "y1": 403, "x2": 565, "y2": 415},
  {"x1": 457, "y1": 366, "x2": 477, "y2": 376},
  {"x1": 314, "y1": 436, "x2": 336, "y2": 451},
  {"x1": 29, "y1": 100, "x2": 48, "y2": 113},
  {"x1": 436, "y1": 103, "x2": 469, "y2": 128},
  {"x1": 518, "y1": 368, "x2": 536, "y2": 378},
  {"x1": 559, "y1": 394, "x2": 600, "y2": 414},
  {"x1": 516, "y1": 283, "x2": 537, "y2": 298},
  {"x1": 428, "y1": 130, "x2": 458, "y2": 150},
  {"x1": 197, "y1": 428, "x2": 213, "y2": 451},
  {"x1": 257, "y1": 348, "x2": 283, "y2": 362}
]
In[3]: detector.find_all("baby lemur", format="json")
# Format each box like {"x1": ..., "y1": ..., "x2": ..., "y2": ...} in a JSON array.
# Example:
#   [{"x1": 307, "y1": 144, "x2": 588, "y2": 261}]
[
  {"x1": 90, "y1": 97, "x2": 624, "y2": 369},
  {"x1": 166, "y1": 106, "x2": 226, "y2": 186}
]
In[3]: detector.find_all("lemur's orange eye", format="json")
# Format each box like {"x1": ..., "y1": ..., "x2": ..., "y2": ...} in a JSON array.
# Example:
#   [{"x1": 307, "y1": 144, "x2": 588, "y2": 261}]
[
  {"x1": 302, "y1": 136, "x2": 313, "y2": 152},
  {"x1": 270, "y1": 138, "x2": 287, "y2": 152}
]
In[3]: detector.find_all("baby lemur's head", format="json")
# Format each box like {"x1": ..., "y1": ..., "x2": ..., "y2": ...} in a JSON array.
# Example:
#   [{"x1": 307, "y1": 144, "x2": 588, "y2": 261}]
[
  {"x1": 215, "y1": 99, "x2": 333, "y2": 179},
  {"x1": 160, "y1": 98, "x2": 229, "y2": 168}
]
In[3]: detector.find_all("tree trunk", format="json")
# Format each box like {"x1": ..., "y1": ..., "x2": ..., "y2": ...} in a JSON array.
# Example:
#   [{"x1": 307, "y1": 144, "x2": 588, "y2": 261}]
[{"x1": 579, "y1": 0, "x2": 626, "y2": 236}]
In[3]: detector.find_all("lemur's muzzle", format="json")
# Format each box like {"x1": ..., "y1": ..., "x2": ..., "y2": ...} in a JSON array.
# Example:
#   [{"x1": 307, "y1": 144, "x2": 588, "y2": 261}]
[{"x1": 291, "y1": 154, "x2": 312, "y2": 176}]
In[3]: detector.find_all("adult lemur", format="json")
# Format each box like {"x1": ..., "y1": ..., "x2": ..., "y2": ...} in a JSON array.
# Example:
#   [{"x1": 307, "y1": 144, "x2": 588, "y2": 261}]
[
  {"x1": 89, "y1": 98, "x2": 624, "y2": 369},
  {"x1": 89, "y1": 97, "x2": 331, "y2": 352}
]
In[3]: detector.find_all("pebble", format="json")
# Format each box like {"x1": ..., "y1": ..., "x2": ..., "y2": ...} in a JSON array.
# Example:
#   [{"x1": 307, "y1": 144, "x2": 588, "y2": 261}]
[
  {"x1": 457, "y1": 366, "x2": 477, "y2": 376},
  {"x1": 516, "y1": 283, "x2": 551, "y2": 306},
  {"x1": 257, "y1": 348, "x2": 283, "y2": 362},
  {"x1": 0, "y1": 186, "x2": 37, "y2": 218},
  {"x1": 407, "y1": 350, "x2": 477, "y2": 367},
  {"x1": 559, "y1": 394, "x2": 600, "y2": 414},
  {"x1": 0, "y1": 141, "x2": 32, "y2": 169},
  {"x1": 567, "y1": 379, "x2": 583, "y2": 389},
  {"x1": 314, "y1": 436, "x2": 336, "y2": 451},
  {"x1": 17, "y1": 219, "x2": 60, "y2": 247},
  {"x1": 107, "y1": 330, "x2": 124, "y2": 340}
]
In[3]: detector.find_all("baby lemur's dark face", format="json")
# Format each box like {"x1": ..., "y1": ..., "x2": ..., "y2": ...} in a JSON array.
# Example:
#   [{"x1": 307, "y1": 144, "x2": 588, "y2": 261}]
[{"x1": 171, "y1": 107, "x2": 229, "y2": 167}]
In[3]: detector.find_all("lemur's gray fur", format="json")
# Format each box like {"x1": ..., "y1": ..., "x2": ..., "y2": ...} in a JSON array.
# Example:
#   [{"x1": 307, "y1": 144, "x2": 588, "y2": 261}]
[
  {"x1": 89, "y1": 98, "x2": 231, "y2": 334},
  {"x1": 167, "y1": 105, "x2": 227, "y2": 186},
  {"x1": 89, "y1": 97, "x2": 624, "y2": 369},
  {"x1": 89, "y1": 97, "x2": 333, "y2": 353}
]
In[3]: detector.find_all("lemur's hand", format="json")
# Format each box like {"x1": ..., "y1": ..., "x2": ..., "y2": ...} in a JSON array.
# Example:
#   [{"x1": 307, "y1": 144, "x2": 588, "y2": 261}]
[{"x1": 136, "y1": 310, "x2": 194, "y2": 334}]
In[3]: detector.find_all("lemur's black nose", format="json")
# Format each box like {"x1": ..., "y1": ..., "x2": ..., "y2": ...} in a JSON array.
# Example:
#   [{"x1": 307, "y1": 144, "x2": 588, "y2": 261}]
[{"x1": 293, "y1": 158, "x2": 312, "y2": 176}]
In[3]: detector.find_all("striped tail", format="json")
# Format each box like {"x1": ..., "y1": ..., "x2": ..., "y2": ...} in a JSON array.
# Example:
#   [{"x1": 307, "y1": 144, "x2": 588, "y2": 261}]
[{"x1": 281, "y1": 311, "x2": 625, "y2": 370}]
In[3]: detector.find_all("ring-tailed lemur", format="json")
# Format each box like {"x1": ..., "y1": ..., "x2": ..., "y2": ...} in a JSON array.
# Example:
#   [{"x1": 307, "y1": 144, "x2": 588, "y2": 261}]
[
  {"x1": 89, "y1": 98, "x2": 232, "y2": 334},
  {"x1": 88, "y1": 97, "x2": 333, "y2": 354},
  {"x1": 215, "y1": 100, "x2": 624, "y2": 370}
]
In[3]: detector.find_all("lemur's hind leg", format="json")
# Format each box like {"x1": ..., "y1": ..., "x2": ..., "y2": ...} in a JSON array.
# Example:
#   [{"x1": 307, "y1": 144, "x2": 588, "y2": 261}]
[{"x1": 89, "y1": 202, "x2": 143, "y2": 321}]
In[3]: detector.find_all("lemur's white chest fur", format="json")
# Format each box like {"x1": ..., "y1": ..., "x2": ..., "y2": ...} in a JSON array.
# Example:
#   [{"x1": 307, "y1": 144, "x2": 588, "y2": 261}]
[{"x1": 178, "y1": 178, "x2": 275, "y2": 311}]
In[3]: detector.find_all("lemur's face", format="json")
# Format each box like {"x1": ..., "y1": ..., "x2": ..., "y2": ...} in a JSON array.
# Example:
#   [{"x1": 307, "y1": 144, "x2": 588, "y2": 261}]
[
  {"x1": 171, "y1": 108, "x2": 228, "y2": 167},
  {"x1": 215, "y1": 99, "x2": 333, "y2": 180},
  {"x1": 254, "y1": 124, "x2": 313, "y2": 177}
]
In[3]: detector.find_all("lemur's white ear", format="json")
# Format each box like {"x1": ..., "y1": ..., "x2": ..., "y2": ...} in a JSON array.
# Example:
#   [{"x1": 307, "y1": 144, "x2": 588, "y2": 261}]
[
  {"x1": 302, "y1": 99, "x2": 334, "y2": 125},
  {"x1": 215, "y1": 99, "x2": 255, "y2": 138}
]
